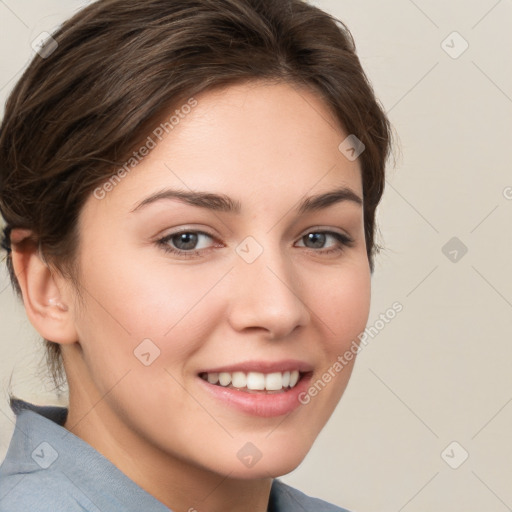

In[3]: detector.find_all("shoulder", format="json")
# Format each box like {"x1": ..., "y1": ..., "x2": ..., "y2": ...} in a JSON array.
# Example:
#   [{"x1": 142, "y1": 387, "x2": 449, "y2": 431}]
[
  {"x1": 0, "y1": 404, "x2": 170, "y2": 512},
  {"x1": 0, "y1": 404, "x2": 97, "y2": 511},
  {"x1": 270, "y1": 479, "x2": 353, "y2": 512},
  {"x1": 0, "y1": 470, "x2": 101, "y2": 512},
  {"x1": 0, "y1": 402, "x2": 117, "y2": 512}
]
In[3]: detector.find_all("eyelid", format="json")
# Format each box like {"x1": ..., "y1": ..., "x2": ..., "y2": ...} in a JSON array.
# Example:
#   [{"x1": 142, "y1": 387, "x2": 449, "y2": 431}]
[
  {"x1": 297, "y1": 225, "x2": 354, "y2": 243},
  {"x1": 301, "y1": 224, "x2": 352, "y2": 236},
  {"x1": 295, "y1": 231, "x2": 354, "y2": 251},
  {"x1": 157, "y1": 225, "x2": 352, "y2": 243},
  {"x1": 155, "y1": 225, "x2": 219, "y2": 242},
  {"x1": 158, "y1": 228, "x2": 220, "y2": 246}
]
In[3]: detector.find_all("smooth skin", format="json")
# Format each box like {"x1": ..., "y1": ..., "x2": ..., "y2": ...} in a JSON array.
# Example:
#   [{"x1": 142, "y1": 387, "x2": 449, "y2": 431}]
[{"x1": 11, "y1": 80, "x2": 371, "y2": 512}]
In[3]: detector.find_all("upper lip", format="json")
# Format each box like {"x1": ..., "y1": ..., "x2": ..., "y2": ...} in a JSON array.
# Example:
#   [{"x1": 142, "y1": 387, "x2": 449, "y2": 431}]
[{"x1": 198, "y1": 359, "x2": 314, "y2": 374}]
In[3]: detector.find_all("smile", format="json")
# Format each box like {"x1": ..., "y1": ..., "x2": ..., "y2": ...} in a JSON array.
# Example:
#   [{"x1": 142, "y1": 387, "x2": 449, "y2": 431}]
[{"x1": 199, "y1": 370, "x2": 301, "y2": 393}]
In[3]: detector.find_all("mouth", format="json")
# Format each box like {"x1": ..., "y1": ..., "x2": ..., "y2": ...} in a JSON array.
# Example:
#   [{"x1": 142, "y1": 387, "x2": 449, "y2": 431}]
[
  {"x1": 199, "y1": 370, "x2": 305, "y2": 394},
  {"x1": 196, "y1": 361, "x2": 314, "y2": 417}
]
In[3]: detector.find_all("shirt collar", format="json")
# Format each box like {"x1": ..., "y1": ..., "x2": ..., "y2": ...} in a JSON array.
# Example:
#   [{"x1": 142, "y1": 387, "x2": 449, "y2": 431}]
[{"x1": 3, "y1": 398, "x2": 173, "y2": 511}]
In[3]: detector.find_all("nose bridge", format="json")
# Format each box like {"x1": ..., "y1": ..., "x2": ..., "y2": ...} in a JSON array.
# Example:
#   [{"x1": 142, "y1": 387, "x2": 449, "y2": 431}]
[{"x1": 228, "y1": 235, "x2": 310, "y2": 338}]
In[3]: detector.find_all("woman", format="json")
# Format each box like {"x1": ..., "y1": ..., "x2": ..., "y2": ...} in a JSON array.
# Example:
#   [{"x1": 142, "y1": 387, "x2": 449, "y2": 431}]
[{"x1": 0, "y1": 0, "x2": 392, "y2": 510}]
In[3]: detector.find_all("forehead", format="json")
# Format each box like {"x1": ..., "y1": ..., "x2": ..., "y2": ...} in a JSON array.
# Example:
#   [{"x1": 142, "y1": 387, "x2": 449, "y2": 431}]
[{"x1": 85, "y1": 81, "x2": 362, "y2": 219}]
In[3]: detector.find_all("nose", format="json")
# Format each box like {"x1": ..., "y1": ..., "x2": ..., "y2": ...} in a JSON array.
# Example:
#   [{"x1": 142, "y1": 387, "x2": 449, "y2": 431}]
[{"x1": 227, "y1": 243, "x2": 311, "y2": 340}]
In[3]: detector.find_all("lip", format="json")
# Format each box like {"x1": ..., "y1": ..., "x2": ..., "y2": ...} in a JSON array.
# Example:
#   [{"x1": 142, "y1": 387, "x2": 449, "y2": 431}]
[
  {"x1": 197, "y1": 359, "x2": 314, "y2": 374},
  {"x1": 196, "y1": 360, "x2": 314, "y2": 418}
]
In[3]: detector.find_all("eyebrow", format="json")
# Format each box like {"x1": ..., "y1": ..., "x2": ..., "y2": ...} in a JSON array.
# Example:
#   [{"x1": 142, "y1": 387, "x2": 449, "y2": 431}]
[{"x1": 130, "y1": 186, "x2": 362, "y2": 214}]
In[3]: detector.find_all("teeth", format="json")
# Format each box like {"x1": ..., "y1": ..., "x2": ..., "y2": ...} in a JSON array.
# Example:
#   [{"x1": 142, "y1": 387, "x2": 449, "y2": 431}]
[
  {"x1": 201, "y1": 370, "x2": 302, "y2": 391},
  {"x1": 207, "y1": 372, "x2": 219, "y2": 384},
  {"x1": 231, "y1": 372, "x2": 247, "y2": 388},
  {"x1": 265, "y1": 372, "x2": 283, "y2": 391},
  {"x1": 246, "y1": 372, "x2": 264, "y2": 390},
  {"x1": 218, "y1": 372, "x2": 231, "y2": 386}
]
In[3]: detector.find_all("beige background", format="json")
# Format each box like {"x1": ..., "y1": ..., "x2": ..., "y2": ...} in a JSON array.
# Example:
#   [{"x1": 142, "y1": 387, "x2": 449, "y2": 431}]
[{"x1": 1, "y1": 1, "x2": 511, "y2": 510}]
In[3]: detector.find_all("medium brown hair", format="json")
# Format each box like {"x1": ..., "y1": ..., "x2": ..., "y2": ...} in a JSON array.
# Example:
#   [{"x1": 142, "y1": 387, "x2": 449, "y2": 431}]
[{"x1": 0, "y1": 0, "x2": 393, "y2": 390}]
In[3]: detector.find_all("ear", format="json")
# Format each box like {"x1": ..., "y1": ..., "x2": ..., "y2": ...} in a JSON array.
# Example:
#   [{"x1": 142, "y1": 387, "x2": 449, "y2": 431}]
[{"x1": 10, "y1": 229, "x2": 78, "y2": 345}]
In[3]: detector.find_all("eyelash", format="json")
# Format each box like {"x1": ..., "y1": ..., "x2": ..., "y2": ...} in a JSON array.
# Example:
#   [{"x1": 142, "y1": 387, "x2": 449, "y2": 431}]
[{"x1": 155, "y1": 229, "x2": 355, "y2": 259}]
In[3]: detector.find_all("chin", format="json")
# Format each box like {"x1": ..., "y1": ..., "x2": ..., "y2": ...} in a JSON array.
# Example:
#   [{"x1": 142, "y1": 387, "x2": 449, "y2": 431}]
[
  {"x1": 202, "y1": 433, "x2": 316, "y2": 480},
  {"x1": 224, "y1": 455, "x2": 309, "y2": 481}
]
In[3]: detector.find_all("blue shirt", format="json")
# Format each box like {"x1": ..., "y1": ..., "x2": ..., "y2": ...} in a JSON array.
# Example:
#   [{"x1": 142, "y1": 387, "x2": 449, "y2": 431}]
[{"x1": 0, "y1": 399, "x2": 350, "y2": 511}]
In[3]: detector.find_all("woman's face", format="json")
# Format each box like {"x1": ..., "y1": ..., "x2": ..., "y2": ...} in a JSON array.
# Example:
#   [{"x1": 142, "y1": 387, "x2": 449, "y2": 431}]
[{"x1": 65, "y1": 81, "x2": 371, "y2": 479}]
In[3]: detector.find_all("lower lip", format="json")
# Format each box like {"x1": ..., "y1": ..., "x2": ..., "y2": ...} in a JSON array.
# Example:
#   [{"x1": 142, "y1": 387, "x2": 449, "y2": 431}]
[{"x1": 197, "y1": 374, "x2": 313, "y2": 418}]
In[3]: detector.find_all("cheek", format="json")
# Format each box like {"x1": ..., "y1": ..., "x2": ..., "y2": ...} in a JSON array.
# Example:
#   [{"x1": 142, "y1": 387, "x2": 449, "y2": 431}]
[
  {"x1": 292, "y1": 265, "x2": 370, "y2": 438},
  {"x1": 311, "y1": 261, "x2": 371, "y2": 352},
  {"x1": 74, "y1": 249, "x2": 228, "y2": 369}
]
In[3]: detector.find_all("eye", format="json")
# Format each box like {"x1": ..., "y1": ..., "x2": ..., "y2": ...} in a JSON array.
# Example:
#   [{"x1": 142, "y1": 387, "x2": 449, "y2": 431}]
[
  {"x1": 156, "y1": 230, "x2": 217, "y2": 257},
  {"x1": 156, "y1": 228, "x2": 354, "y2": 259},
  {"x1": 295, "y1": 230, "x2": 354, "y2": 254}
]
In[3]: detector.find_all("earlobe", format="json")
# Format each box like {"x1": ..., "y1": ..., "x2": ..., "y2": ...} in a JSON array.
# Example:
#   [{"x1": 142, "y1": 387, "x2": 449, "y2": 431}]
[{"x1": 10, "y1": 228, "x2": 78, "y2": 345}]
